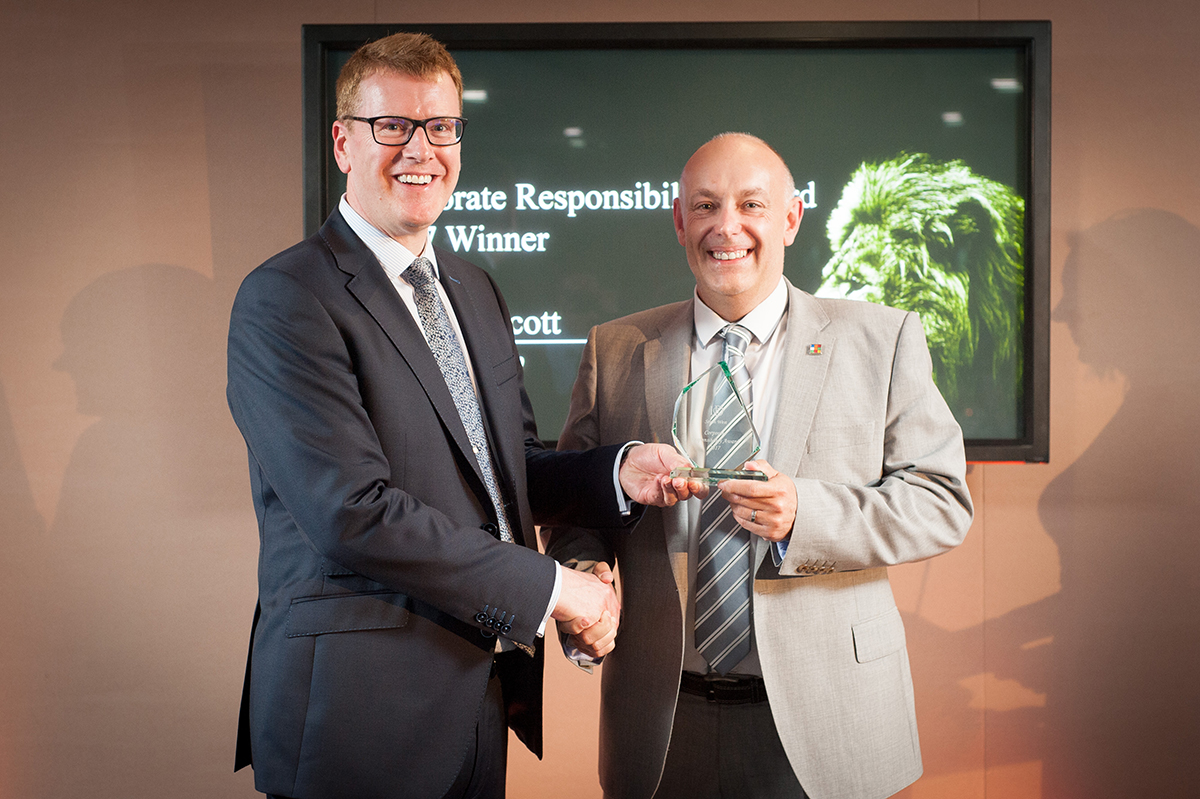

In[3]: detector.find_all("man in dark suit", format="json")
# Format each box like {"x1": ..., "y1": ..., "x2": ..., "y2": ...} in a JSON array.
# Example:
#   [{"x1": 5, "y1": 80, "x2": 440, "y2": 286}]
[{"x1": 226, "y1": 33, "x2": 689, "y2": 799}]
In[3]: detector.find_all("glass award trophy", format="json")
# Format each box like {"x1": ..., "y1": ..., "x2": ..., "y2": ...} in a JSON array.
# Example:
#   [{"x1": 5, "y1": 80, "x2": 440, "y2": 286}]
[{"x1": 669, "y1": 360, "x2": 769, "y2": 484}]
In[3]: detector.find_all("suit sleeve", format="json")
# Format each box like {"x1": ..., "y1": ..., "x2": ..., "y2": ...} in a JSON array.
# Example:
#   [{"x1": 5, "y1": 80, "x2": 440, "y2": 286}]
[
  {"x1": 543, "y1": 327, "x2": 620, "y2": 571},
  {"x1": 227, "y1": 265, "x2": 555, "y2": 644},
  {"x1": 779, "y1": 311, "x2": 973, "y2": 576}
]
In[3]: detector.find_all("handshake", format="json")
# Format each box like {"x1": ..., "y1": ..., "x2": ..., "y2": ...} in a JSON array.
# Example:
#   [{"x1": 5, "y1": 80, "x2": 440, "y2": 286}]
[
  {"x1": 550, "y1": 442, "x2": 705, "y2": 659},
  {"x1": 551, "y1": 560, "x2": 622, "y2": 659}
]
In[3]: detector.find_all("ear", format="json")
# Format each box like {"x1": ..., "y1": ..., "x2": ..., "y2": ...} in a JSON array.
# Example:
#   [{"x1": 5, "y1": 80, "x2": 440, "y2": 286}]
[
  {"x1": 673, "y1": 198, "x2": 687, "y2": 247},
  {"x1": 331, "y1": 119, "x2": 353, "y2": 176},
  {"x1": 783, "y1": 195, "x2": 803, "y2": 246}
]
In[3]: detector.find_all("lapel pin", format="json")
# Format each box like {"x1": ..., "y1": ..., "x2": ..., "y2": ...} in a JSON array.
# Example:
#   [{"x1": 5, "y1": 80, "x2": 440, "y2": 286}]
[{"x1": 807, "y1": 344, "x2": 823, "y2": 355}]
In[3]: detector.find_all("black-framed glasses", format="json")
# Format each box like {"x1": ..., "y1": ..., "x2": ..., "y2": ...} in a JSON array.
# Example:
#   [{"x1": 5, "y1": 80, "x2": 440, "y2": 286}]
[{"x1": 343, "y1": 115, "x2": 467, "y2": 147}]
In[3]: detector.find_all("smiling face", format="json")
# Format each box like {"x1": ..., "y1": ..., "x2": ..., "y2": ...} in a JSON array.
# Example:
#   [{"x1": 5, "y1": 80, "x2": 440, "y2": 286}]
[
  {"x1": 673, "y1": 135, "x2": 802, "y2": 321},
  {"x1": 332, "y1": 69, "x2": 461, "y2": 253}
]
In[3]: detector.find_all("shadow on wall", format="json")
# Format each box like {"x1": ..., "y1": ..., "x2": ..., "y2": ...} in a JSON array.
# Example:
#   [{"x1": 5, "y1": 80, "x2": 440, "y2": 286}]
[
  {"x1": 908, "y1": 209, "x2": 1200, "y2": 797},
  {"x1": 25, "y1": 264, "x2": 251, "y2": 798},
  {"x1": 0, "y1": 380, "x2": 46, "y2": 798}
]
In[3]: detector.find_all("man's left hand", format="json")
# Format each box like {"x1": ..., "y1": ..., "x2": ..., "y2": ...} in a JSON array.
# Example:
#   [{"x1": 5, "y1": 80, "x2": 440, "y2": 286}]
[
  {"x1": 719, "y1": 459, "x2": 797, "y2": 542},
  {"x1": 619, "y1": 443, "x2": 707, "y2": 506}
]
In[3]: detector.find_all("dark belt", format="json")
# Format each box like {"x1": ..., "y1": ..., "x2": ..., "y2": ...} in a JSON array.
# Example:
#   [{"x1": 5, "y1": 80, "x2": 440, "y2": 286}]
[{"x1": 679, "y1": 670, "x2": 769, "y2": 704}]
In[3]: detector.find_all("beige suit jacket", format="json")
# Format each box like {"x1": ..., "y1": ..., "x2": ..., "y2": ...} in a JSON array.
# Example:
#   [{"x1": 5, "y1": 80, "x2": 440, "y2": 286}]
[{"x1": 547, "y1": 281, "x2": 973, "y2": 799}]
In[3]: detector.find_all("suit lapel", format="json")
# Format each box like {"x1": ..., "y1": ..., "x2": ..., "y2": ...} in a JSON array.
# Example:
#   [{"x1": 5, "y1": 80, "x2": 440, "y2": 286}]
[
  {"x1": 643, "y1": 301, "x2": 694, "y2": 599},
  {"x1": 767, "y1": 282, "x2": 834, "y2": 478},
  {"x1": 320, "y1": 216, "x2": 486, "y2": 490},
  {"x1": 437, "y1": 253, "x2": 513, "y2": 485},
  {"x1": 644, "y1": 301, "x2": 694, "y2": 445}
]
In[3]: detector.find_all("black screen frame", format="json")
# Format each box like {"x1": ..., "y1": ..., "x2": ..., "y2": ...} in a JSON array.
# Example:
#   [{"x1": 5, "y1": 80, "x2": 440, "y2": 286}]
[{"x1": 301, "y1": 20, "x2": 1051, "y2": 463}]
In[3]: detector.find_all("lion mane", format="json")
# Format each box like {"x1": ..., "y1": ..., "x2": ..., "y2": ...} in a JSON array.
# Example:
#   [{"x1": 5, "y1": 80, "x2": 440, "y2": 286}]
[{"x1": 816, "y1": 153, "x2": 1024, "y2": 429}]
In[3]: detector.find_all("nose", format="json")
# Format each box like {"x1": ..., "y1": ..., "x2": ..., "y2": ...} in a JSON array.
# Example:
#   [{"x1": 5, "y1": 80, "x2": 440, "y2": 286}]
[
  {"x1": 713, "y1": 204, "x2": 742, "y2": 237},
  {"x1": 401, "y1": 125, "x2": 434, "y2": 160}
]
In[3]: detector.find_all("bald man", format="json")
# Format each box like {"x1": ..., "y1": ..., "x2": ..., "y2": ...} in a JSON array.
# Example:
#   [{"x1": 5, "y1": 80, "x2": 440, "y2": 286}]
[{"x1": 546, "y1": 134, "x2": 973, "y2": 799}]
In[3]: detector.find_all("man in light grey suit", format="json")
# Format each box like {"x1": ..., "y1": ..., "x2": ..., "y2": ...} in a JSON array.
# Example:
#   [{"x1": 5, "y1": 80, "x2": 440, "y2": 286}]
[{"x1": 546, "y1": 133, "x2": 973, "y2": 799}]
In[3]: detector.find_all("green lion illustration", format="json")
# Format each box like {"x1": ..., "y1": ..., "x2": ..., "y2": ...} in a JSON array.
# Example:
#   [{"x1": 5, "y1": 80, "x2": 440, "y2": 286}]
[{"x1": 816, "y1": 153, "x2": 1024, "y2": 431}]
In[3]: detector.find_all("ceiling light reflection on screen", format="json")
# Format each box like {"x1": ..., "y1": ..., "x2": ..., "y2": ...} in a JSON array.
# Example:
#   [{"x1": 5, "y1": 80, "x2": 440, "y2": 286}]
[{"x1": 991, "y1": 78, "x2": 1022, "y2": 93}]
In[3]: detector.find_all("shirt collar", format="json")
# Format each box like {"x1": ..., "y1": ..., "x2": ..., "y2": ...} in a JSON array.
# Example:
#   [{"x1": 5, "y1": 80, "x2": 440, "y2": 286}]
[
  {"x1": 693, "y1": 277, "x2": 789, "y2": 348},
  {"x1": 338, "y1": 195, "x2": 440, "y2": 284}
]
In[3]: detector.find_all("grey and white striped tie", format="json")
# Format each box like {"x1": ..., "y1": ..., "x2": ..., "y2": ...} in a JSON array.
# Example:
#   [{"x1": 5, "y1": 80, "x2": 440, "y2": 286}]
[
  {"x1": 403, "y1": 257, "x2": 513, "y2": 543},
  {"x1": 694, "y1": 323, "x2": 754, "y2": 675}
]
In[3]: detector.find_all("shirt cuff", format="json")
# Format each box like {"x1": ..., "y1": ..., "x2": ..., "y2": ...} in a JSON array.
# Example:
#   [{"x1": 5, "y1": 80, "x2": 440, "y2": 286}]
[
  {"x1": 772, "y1": 538, "x2": 790, "y2": 567},
  {"x1": 614, "y1": 440, "x2": 645, "y2": 516},
  {"x1": 564, "y1": 640, "x2": 600, "y2": 669}
]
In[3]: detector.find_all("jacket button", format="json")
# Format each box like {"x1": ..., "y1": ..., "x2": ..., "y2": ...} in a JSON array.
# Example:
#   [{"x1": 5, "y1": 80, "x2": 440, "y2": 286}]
[
  {"x1": 482, "y1": 523, "x2": 499, "y2": 537},
  {"x1": 500, "y1": 624, "x2": 512, "y2": 635},
  {"x1": 475, "y1": 612, "x2": 489, "y2": 624}
]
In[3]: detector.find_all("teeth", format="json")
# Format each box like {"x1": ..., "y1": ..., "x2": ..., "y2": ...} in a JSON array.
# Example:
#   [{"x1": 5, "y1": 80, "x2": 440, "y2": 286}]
[
  {"x1": 712, "y1": 250, "x2": 748, "y2": 261},
  {"x1": 397, "y1": 174, "x2": 433, "y2": 184}
]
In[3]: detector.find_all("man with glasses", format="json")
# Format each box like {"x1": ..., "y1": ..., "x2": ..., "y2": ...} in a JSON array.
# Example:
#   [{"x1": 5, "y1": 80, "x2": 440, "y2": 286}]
[{"x1": 227, "y1": 32, "x2": 691, "y2": 799}]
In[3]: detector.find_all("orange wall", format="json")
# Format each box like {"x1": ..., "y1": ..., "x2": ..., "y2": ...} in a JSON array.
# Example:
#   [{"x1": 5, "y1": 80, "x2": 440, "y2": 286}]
[{"x1": 1, "y1": 1, "x2": 1197, "y2": 797}]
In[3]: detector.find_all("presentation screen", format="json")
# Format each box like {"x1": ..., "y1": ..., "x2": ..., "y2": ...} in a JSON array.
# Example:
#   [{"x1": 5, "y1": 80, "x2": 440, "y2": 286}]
[{"x1": 303, "y1": 22, "x2": 1050, "y2": 462}]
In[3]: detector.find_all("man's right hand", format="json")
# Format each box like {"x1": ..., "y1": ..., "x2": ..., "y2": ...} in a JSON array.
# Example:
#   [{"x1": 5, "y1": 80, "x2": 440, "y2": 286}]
[{"x1": 552, "y1": 561, "x2": 621, "y2": 657}]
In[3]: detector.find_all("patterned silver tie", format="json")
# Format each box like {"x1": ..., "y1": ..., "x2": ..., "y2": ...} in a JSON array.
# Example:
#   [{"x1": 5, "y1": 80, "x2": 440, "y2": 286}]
[
  {"x1": 694, "y1": 323, "x2": 754, "y2": 674},
  {"x1": 403, "y1": 257, "x2": 513, "y2": 543}
]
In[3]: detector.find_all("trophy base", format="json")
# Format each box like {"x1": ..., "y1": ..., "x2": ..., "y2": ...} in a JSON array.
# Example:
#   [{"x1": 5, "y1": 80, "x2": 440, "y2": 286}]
[{"x1": 670, "y1": 467, "x2": 770, "y2": 484}]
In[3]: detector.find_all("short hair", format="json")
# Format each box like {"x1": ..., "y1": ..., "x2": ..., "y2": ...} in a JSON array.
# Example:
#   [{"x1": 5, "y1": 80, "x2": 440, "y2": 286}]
[{"x1": 335, "y1": 32, "x2": 463, "y2": 119}]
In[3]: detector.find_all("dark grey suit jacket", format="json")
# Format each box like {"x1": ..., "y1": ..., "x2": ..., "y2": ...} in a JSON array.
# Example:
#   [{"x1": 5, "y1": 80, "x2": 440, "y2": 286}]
[{"x1": 227, "y1": 211, "x2": 627, "y2": 799}]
